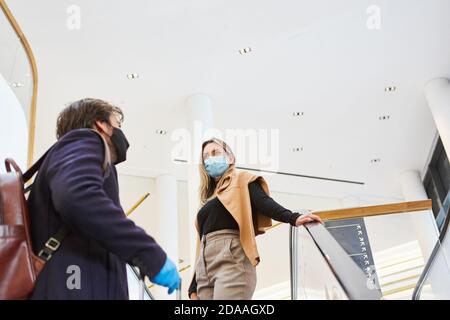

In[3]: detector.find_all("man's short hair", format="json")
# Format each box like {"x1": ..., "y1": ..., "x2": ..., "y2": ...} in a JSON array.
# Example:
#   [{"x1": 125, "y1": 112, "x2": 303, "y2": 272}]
[{"x1": 56, "y1": 98, "x2": 123, "y2": 139}]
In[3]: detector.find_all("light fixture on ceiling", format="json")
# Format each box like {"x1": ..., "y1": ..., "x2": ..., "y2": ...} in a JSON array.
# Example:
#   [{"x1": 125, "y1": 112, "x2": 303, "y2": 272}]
[
  {"x1": 292, "y1": 111, "x2": 304, "y2": 117},
  {"x1": 292, "y1": 147, "x2": 303, "y2": 152},
  {"x1": 126, "y1": 73, "x2": 139, "y2": 79},
  {"x1": 384, "y1": 86, "x2": 397, "y2": 92},
  {"x1": 378, "y1": 115, "x2": 391, "y2": 120},
  {"x1": 10, "y1": 82, "x2": 23, "y2": 88},
  {"x1": 239, "y1": 47, "x2": 252, "y2": 55},
  {"x1": 370, "y1": 158, "x2": 381, "y2": 164},
  {"x1": 155, "y1": 129, "x2": 167, "y2": 135}
]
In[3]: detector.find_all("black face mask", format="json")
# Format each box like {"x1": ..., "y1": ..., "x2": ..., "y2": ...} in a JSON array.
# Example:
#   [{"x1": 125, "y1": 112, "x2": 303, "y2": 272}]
[{"x1": 110, "y1": 127, "x2": 130, "y2": 165}]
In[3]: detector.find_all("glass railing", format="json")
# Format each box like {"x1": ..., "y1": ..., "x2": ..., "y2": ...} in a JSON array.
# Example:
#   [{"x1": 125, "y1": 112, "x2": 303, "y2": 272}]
[
  {"x1": 290, "y1": 223, "x2": 382, "y2": 300},
  {"x1": 361, "y1": 206, "x2": 439, "y2": 299},
  {"x1": 291, "y1": 200, "x2": 441, "y2": 300},
  {"x1": 413, "y1": 201, "x2": 450, "y2": 300},
  {"x1": 126, "y1": 264, "x2": 155, "y2": 300}
]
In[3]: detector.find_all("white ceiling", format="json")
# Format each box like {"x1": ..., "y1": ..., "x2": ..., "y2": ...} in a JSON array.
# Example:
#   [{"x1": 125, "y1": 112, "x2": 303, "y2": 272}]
[{"x1": 7, "y1": 0, "x2": 450, "y2": 201}]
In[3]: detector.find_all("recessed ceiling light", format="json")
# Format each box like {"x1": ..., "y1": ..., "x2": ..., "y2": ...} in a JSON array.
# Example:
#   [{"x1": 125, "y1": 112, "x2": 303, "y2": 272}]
[
  {"x1": 239, "y1": 47, "x2": 252, "y2": 55},
  {"x1": 292, "y1": 147, "x2": 303, "y2": 152},
  {"x1": 155, "y1": 129, "x2": 167, "y2": 135},
  {"x1": 10, "y1": 82, "x2": 23, "y2": 88},
  {"x1": 370, "y1": 158, "x2": 381, "y2": 163},
  {"x1": 384, "y1": 86, "x2": 396, "y2": 92},
  {"x1": 126, "y1": 73, "x2": 139, "y2": 79},
  {"x1": 292, "y1": 111, "x2": 304, "y2": 117},
  {"x1": 378, "y1": 115, "x2": 390, "y2": 120}
]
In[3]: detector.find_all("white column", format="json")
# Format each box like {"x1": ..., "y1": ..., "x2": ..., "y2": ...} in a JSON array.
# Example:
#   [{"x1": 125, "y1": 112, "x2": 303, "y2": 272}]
[
  {"x1": 425, "y1": 78, "x2": 450, "y2": 157},
  {"x1": 400, "y1": 170, "x2": 439, "y2": 262},
  {"x1": 185, "y1": 94, "x2": 214, "y2": 283},
  {"x1": 154, "y1": 174, "x2": 178, "y2": 300}
]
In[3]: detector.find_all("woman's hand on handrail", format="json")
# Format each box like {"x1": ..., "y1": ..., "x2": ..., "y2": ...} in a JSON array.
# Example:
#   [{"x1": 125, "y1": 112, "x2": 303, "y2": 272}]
[{"x1": 295, "y1": 210, "x2": 323, "y2": 226}]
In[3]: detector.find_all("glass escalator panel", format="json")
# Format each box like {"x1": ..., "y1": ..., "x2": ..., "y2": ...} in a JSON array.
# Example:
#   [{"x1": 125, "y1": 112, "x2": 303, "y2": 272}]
[
  {"x1": 294, "y1": 225, "x2": 349, "y2": 300},
  {"x1": 126, "y1": 264, "x2": 154, "y2": 300},
  {"x1": 291, "y1": 223, "x2": 382, "y2": 300},
  {"x1": 314, "y1": 204, "x2": 440, "y2": 300},
  {"x1": 361, "y1": 209, "x2": 440, "y2": 299}
]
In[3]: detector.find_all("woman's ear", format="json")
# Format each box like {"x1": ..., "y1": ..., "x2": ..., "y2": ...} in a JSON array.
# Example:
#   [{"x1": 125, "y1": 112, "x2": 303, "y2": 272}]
[{"x1": 228, "y1": 153, "x2": 235, "y2": 165}]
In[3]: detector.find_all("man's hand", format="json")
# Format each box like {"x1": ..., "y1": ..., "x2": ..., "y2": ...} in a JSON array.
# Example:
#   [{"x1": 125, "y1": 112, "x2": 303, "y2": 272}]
[{"x1": 150, "y1": 258, "x2": 181, "y2": 294}]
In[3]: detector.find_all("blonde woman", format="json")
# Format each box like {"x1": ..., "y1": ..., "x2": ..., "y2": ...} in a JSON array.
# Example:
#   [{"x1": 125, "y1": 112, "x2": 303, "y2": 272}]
[{"x1": 188, "y1": 138, "x2": 323, "y2": 300}]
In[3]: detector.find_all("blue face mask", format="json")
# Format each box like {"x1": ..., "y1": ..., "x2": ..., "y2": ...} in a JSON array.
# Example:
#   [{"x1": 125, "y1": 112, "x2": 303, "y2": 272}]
[{"x1": 204, "y1": 156, "x2": 229, "y2": 178}]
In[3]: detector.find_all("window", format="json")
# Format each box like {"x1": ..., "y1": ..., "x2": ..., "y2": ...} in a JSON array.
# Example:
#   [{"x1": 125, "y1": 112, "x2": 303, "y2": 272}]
[{"x1": 424, "y1": 137, "x2": 450, "y2": 224}]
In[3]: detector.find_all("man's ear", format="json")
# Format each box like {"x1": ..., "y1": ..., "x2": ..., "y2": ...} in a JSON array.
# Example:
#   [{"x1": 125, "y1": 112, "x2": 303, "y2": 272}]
[
  {"x1": 94, "y1": 120, "x2": 111, "y2": 138},
  {"x1": 94, "y1": 120, "x2": 105, "y2": 133}
]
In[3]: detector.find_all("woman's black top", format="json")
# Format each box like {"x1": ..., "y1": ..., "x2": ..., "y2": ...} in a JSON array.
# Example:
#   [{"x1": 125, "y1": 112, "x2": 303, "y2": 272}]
[{"x1": 188, "y1": 180, "x2": 301, "y2": 296}]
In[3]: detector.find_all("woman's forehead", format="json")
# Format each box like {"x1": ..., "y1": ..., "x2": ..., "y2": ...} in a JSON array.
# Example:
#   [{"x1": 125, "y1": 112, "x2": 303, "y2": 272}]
[{"x1": 204, "y1": 142, "x2": 223, "y2": 152}]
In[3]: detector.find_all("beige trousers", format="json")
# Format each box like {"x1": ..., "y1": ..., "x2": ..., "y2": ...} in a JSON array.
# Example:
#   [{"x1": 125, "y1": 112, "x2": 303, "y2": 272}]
[{"x1": 195, "y1": 229, "x2": 257, "y2": 300}]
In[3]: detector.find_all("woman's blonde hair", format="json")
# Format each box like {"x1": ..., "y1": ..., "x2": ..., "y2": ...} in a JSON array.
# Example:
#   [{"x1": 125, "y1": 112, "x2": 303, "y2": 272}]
[{"x1": 199, "y1": 138, "x2": 236, "y2": 206}]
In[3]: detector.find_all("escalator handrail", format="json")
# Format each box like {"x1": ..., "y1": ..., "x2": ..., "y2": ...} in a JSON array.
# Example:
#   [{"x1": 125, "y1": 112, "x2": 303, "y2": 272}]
[
  {"x1": 290, "y1": 223, "x2": 382, "y2": 300},
  {"x1": 412, "y1": 201, "x2": 450, "y2": 300}
]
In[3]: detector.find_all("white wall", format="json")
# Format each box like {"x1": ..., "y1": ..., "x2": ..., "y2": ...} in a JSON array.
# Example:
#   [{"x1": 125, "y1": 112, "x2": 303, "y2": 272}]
[{"x1": 0, "y1": 73, "x2": 28, "y2": 171}]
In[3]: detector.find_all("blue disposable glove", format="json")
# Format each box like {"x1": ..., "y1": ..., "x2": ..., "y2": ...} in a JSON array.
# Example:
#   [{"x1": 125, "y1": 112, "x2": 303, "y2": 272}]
[{"x1": 150, "y1": 258, "x2": 181, "y2": 294}]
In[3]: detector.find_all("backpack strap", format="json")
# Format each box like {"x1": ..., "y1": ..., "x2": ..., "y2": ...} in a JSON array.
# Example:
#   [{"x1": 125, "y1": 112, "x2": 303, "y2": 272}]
[
  {"x1": 37, "y1": 225, "x2": 70, "y2": 262},
  {"x1": 22, "y1": 148, "x2": 52, "y2": 183}
]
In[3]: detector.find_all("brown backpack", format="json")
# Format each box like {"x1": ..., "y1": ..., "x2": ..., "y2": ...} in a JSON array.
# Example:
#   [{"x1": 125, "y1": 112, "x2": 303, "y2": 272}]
[{"x1": 0, "y1": 150, "x2": 68, "y2": 300}]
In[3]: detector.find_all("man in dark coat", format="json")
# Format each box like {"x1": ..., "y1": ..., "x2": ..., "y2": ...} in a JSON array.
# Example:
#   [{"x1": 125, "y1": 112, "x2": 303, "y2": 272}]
[{"x1": 28, "y1": 98, "x2": 180, "y2": 299}]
